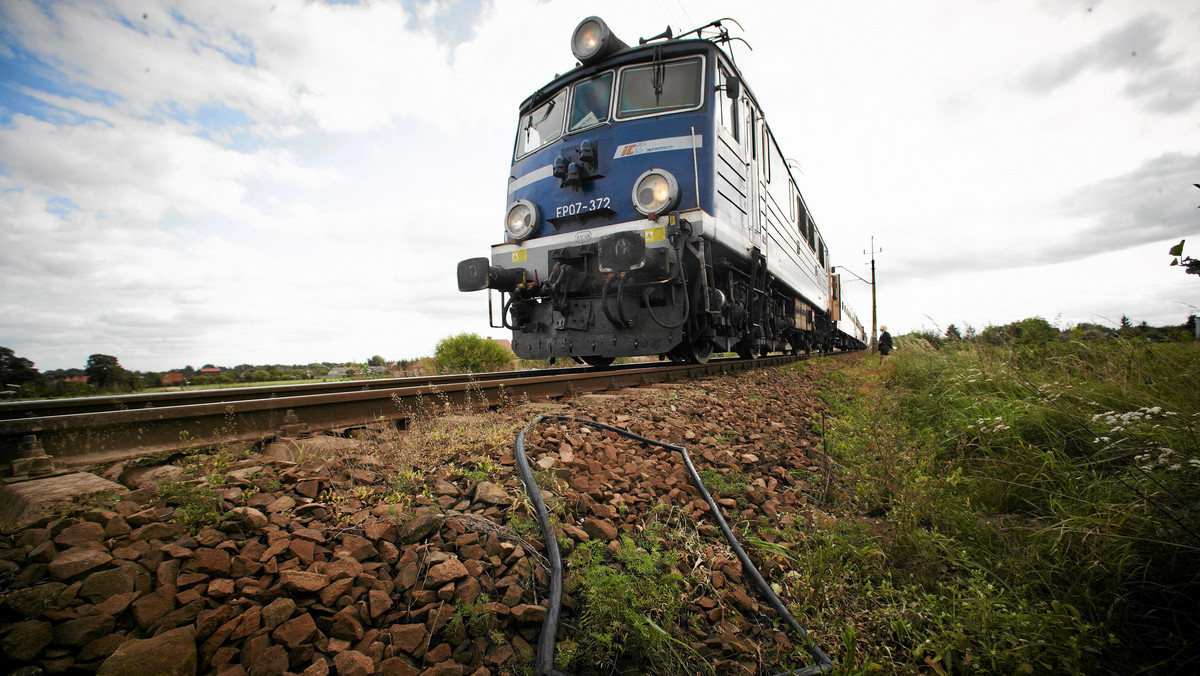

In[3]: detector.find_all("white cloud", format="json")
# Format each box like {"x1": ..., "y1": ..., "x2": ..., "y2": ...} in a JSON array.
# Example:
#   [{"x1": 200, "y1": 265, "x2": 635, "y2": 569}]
[{"x1": 1, "y1": 0, "x2": 1197, "y2": 370}]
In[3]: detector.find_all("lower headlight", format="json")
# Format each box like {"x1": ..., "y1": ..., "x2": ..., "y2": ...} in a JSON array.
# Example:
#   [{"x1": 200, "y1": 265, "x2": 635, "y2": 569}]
[
  {"x1": 632, "y1": 169, "x2": 679, "y2": 216},
  {"x1": 504, "y1": 199, "x2": 539, "y2": 241}
]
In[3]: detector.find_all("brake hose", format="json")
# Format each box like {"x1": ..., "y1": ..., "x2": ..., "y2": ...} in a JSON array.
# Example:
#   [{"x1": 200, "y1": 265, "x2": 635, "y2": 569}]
[{"x1": 513, "y1": 414, "x2": 835, "y2": 676}]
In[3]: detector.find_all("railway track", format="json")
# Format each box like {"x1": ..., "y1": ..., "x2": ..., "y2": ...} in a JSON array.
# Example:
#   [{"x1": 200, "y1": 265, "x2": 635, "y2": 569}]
[{"x1": 1, "y1": 354, "x2": 821, "y2": 474}]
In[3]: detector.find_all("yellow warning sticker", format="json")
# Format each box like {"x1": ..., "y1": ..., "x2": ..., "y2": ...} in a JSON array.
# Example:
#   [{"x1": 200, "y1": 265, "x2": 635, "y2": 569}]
[
  {"x1": 511, "y1": 250, "x2": 527, "y2": 263},
  {"x1": 643, "y1": 227, "x2": 666, "y2": 243}
]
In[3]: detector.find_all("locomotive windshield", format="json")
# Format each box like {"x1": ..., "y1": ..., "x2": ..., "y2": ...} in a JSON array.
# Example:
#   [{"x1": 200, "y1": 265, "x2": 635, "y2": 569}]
[
  {"x1": 516, "y1": 88, "x2": 567, "y2": 157},
  {"x1": 569, "y1": 72, "x2": 613, "y2": 132},
  {"x1": 617, "y1": 56, "x2": 703, "y2": 118}
]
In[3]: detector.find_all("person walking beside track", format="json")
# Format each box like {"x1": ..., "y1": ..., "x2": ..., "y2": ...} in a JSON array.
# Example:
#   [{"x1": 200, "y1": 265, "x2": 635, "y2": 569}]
[{"x1": 878, "y1": 325, "x2": 893, "y2": 365}]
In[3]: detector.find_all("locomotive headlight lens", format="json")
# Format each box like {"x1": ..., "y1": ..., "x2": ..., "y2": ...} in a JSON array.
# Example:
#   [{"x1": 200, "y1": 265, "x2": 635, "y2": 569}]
[
  {"x1": 571, "y1": 16, "x2": 626, "y2": 64},
  {"x1": 632, "y1": 169, "x2": 679, "y2": 216},
  {"x1": 504, "y1": 199, "x2": 539, "y2": 241},
  {"x1": 571, "y1": 18, "x2": 604, "y2": 62}
]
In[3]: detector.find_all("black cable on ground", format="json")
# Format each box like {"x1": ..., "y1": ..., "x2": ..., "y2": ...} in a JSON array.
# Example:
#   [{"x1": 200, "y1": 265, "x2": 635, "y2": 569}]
[{"x1": 513, "y1": 414, "x2": 836, "y2": 676}]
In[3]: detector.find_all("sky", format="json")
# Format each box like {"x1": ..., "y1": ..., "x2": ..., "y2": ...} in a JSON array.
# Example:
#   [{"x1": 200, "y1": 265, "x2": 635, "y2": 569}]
[{"x1": 1, "y1": 0, "x2": 1197, "y2": 372}]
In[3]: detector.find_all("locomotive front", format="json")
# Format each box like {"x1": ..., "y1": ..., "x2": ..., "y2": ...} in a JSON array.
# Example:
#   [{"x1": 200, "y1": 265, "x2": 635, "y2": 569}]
[{"x1": 456, "y1": 17, "x2": 719, "y2": 365}]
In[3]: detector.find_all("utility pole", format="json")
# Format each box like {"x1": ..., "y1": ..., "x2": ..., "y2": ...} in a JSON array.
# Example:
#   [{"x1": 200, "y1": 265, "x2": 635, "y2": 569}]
[{"x1": 865, "y1": 237, "x2": 881, "y2": 351}]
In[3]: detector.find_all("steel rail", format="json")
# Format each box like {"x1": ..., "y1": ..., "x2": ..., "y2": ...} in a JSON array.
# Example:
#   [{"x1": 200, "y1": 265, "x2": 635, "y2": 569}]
[
  {"x1": 0, "y1": 360, "x2": 672, "y2": 421},
  {"x1": 1, "y1": 354, "x2": 817, "y2": 472}
]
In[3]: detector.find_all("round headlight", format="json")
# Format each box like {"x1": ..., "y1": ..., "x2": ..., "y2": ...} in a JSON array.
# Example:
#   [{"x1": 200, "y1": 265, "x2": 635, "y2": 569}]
[
  {"x1": 504, "y1": 199, "x2": 539, "y2": 241},
  {"x1": 632, "y1": 169, "x2": 679, "y2": 216},
  {"x1": 571, "y1": 16, "x2": 627, "y2": 64}
]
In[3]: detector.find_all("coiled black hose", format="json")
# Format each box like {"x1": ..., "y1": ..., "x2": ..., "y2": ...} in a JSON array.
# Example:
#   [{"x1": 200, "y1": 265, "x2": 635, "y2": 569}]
[{"x1": 513, "y1": 414, "x2": 835, "y2": 676}]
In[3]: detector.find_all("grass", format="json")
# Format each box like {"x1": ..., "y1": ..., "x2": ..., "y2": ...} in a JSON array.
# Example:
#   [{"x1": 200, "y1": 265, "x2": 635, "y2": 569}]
[
  {"x1": 559, "y1": 526, "x2": 705, "y2": 674},
  {"x1": 788, "y1": 331, "x2": 1200, "y2": 674}
]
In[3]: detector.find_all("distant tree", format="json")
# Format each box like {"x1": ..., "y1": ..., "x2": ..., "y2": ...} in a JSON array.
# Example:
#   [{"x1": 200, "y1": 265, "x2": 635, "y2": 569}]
[
  {"x1": 434, "y1": 333, "x2": 513, "y2": 374},
  {"x1": 1169, "y1": 239, "x2": 1200, "y2": 277},
  {"x1": 0, "y1": 347, "x2": 41, "y2": 388},
  {"x1": 980, "y1": 317, "x2": 1060, "y2": 346},
  {"x1": 945, "y1": 324, "x2": 962, "y2": 340},
  {"x1": 182, "y1": 365, "x2": 196, "y2": 379},
  {"x1": 85, "y1": 354, "x2": 128, "y2": 389},
  {"x1": 367, "y1": 355, "x2": 387, "y2": 367},
  {"x1": 1119, "y1": 315, "x2": 1132, "y2": 329}
]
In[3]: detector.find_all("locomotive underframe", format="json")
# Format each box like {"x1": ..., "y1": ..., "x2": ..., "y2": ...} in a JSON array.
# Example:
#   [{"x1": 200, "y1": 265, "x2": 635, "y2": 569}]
[{"x1": 475, "y1": 212, "x2": 839, "y2": 363}]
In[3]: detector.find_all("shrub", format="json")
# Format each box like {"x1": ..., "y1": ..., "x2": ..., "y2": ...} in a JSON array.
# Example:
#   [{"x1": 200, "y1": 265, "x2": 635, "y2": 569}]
[{"x1": 433, "y1": 333, "x2": 513, "y2": 374}]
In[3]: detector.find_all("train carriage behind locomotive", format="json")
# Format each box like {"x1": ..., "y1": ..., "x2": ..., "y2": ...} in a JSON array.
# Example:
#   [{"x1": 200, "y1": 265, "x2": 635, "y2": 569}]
[{"x1": 457, "y1": 16, "x2": 866, "y2": 365}]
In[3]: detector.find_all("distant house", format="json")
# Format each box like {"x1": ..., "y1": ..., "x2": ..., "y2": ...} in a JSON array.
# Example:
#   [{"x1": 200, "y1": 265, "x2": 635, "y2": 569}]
[
  {"x1": 63, "y1": 375, "x2": 88, "y2": 384},
  {"x1": 325, "y1": 367, "x2": 355, "y2": 378},
  {"x1": 197, "y1": 367, "x2": 222, "y2": 376},
  {"x1": 161, "y1": 371, "x2": 185, "y2": 386},
  {"x1": 487, "y1": 337, "x2": 515, "y2": 355}
]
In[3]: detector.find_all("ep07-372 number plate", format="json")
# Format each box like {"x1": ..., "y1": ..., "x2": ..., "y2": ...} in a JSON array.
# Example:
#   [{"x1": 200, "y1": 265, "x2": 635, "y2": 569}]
[{"x1": 555, "y1": 196, "x2": 611, "y2": 218}]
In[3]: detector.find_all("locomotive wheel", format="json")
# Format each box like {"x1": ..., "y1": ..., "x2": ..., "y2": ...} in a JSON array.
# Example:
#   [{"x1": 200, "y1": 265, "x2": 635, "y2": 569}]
[
  {"x1": 581, "y1": 356, "x2": 615, "y2": 368},
  {"x1": 736, "y1": 343, "x2": 760, "y2": 360},
  {"x1": 690, "y1": 339, "x2": 714, "y2": 364}
]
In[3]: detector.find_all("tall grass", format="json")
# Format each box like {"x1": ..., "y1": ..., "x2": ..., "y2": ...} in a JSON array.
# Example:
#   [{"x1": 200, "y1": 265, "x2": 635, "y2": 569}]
[
  {"x1": 796, "y1": 333, "x2": 1199, "y2": 674},
  {"x1": 899, "y1": 336, "x2": 1199, "y2": 671}
]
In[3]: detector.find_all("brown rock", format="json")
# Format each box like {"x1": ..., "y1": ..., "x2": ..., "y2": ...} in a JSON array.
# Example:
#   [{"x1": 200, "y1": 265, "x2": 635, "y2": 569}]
[
  {"x1": 49, "y1": 546, "x2": 112, "y2": 580},
  {"x1": 97, "y1": 627, "x2": 195, "y2": 676},
  {"x1": 329, "y1": 606, "x2": 364, "y2": 641},
  {"x1": 194, "y1": 547, "x2": 232, "y2": 576},
  {"x1": 425, "y1": 559, "x2": 468, "y2": 587},
  {"x1": 272, "y1": 612, "x2": 317, "y2": 649},
  {"x1": 265, "y1": 494, "x2": 295, "y2": 513},
  {"x1": 251, "y1": 644, "x2": 290, "y2": 676},
  {"x1": 79, "y1": 633, "x2": 129, "y2": 662},
  {"x1": 473, "y1": 481, "x2": 510, "y2": 505},
  {"x1": 2, "y1": 619, "x2": 52, "y2": 661},
  {"x1": 54, "y1": 521, "x2": 105, "y2": 547},
  {"x1": 319, "y1": 576, "x2": 353, "y2": 606},
  {"x1": 280, "y1": 569, "x2": 329, "y2": 593},
  {"x1": 322, "y1": 554, "x2": 363, "y2": 581},
  {"x1": 226, "y1": 507, "x2": 268, "y2": 531},
  {"x1": 261, "y1": 596, "x2": 296, "y2": 630},
  {"x1": 130, "y1": 522, "x2": 185, "y2": 541},
  {"x1": 425, "y1": 643, "x2": 452, "y2": 663},
  {"x1": 368, "y1": 589, "x2": 393, "y2": 618},
  {"x1": 79, "y1": 565, "x2": 138, "y2": 603},
  {"x1": 378, "y1": 657, "x2": 419, "y2": 676},
  {"x1": 581, "y1": 517, "x2": 617, "y2": 542},
  {"x1": 94, "y1": 591, "x2": 138, "y2": 616},
  {"x1": 4, "y1": 581, "x2": 65, "y2": 617},
  {"x1": 484, "y1": 642, "x2": 514, "y2": 668},
  {"x1": 510, "y1": 603, "x2": 547, "y2": 622},
  {"x1": 289, "y1": 538, "x2": 316, "y2": 565},
  {"x1": 104, "y1": 516, "x2": 132, "y2": 538},
  {"x1": 333, "y1": 650, "x2": 374, "y2": 676},
  {"x1": 389, "y1": 623, "x2": 426, "y2": 655},
  {"x1": 53, "y1": 613, "x2": 115, "y2": 646},
  {"x1": 208, "y1": 577, "x2": 235, "y2": 598},
  {"x1": 339, "y1": 534, "x2": 377, "y2": 561},
  {"x1": 363, "y1": 520, "x2": 399, "y2": 541},
  {"x1": 131, "y1": 586, "x2": 176, "y2": 629},
  {"x1": 396, "y1": 514, "x2": 442, "y2": 544}
]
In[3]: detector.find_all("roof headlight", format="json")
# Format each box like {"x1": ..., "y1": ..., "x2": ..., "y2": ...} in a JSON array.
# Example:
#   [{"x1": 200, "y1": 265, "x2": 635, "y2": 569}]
[
  {"x1": 571, "y1": 16, "x2": 628, "y2": 65},
  {"x1": 504, "y1": 199, "x2": 539, "y2": 242},
  {"x1": 632, "y1": 169, "x2": 679, "y2": 216}
]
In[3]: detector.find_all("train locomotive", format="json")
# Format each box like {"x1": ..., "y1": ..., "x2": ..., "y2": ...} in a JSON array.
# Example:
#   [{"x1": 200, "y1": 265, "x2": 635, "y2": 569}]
[{"x1": 457, "y1": 16, "x2": 867, "y2": 365}]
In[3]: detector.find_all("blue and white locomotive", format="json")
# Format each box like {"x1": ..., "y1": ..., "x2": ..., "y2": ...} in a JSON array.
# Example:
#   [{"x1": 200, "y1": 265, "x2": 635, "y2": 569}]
[{"x1": 457, "y1": 17, "x2": 866, "y2": 365}]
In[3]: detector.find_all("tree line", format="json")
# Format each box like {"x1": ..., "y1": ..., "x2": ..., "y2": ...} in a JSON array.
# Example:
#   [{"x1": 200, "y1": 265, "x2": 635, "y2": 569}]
[
  {"x1": 0, "y1": 348, "x2": 419, "y2": 399},
  {"x1": 913, "y1": 314, "x2": 1198, "y2": 349}
]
